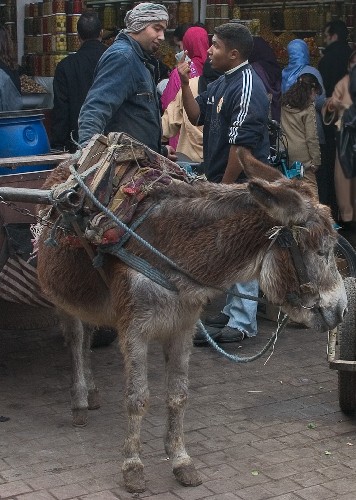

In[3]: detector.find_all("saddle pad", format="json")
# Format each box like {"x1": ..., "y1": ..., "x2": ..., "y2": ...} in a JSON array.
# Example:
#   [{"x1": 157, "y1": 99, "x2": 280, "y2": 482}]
[{"x1": 55, "y1": 132, "x2": 194, "y2": 246}]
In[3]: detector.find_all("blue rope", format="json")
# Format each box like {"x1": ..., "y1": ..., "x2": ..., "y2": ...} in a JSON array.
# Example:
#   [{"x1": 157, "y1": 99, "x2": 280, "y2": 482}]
[{"x1": 197, "y1": 314, "x2": 289, "y2": 363}]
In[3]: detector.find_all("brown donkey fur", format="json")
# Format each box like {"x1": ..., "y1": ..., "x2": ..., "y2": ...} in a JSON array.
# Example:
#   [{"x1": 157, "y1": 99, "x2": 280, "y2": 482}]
[{"x1": 36, "y1": 150, "x2": 347, "y2": 493}]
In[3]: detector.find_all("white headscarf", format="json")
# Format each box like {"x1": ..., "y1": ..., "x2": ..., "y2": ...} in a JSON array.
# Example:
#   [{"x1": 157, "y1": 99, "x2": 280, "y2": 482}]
[{"x1": 124, "y1": 2, "x2": 169, "y2": 33}]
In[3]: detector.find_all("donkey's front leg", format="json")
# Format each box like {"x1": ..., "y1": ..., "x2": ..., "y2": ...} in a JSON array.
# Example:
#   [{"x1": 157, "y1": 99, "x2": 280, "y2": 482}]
[
  {"x1": 163, "y1": 329, "x2": 202, "y2": 487},
  {"x1": 58, "y1": 312, "x2": 94, "y2": 427},
  {"x1": 120, "y1": 332, "x2": 149, "y2": 493}
]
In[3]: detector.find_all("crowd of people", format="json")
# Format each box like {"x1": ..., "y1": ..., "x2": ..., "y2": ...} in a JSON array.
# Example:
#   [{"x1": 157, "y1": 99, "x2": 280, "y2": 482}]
[{"x1": 1, "y1": 4, "x2": 354, "y2": 346}]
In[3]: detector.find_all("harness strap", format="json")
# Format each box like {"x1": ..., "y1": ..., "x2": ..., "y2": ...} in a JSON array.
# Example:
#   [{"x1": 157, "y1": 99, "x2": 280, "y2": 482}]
[
  {"x1": 94, "y1": 204, "x2": 177, "y2": 292},
  {"x1": 276, "y1": 228, "x2": 310, "y2": 286},
  {"x1": 101, "y1": 246, "x2": 178, "y2": 292}
]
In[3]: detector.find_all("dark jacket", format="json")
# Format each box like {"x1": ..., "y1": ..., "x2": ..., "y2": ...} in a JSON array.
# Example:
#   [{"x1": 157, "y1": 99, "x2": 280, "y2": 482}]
[
  {"x1": 78, "y1": 32, "x2": 163, "y2": 153},
  {"x1": 318, "y1": 41, "x2": 352, "y2": 97},
  {"x1": 51, "y1": 39, "x2": 107, "y2": 152},
  {"x1": 196, "y1": 62, "x2": 270, "y2": 183}
]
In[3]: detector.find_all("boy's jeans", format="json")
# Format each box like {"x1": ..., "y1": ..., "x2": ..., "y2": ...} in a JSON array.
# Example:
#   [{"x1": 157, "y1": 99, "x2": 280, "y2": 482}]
[{"x1": 223, "y1": 280, "x2": 259, "y2": 337}]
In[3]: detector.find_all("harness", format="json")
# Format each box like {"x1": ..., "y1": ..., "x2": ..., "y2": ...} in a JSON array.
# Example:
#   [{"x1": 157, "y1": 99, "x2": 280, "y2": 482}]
[{"x1": 270, "y1": 226, "x2": 321, "y2": 312}]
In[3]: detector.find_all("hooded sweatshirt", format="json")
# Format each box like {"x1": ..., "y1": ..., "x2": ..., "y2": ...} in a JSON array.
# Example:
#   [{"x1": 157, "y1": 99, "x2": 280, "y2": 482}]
[{"x1": 281, "y1": 103, "x2": 321, "y2": 168}]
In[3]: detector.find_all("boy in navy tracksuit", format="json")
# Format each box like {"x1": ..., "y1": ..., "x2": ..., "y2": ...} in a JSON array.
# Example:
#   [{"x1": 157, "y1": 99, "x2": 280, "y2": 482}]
[{"x1": 178, "y1": 22, "x2": 270, "y2": 344}]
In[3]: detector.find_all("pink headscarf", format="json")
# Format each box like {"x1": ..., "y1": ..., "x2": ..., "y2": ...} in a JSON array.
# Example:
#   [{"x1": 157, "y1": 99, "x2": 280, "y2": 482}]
[{"x1": 182, "y1": 26, "x2": 209, "y2": 75}]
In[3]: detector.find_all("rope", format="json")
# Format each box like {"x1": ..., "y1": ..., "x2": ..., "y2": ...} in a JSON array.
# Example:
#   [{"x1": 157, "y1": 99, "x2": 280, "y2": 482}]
[
  {"x1": 68, "y1": 164, "x2": 206, "y2": 284},
  {"x1": 197, "y1": 313, "x2": 289, "y2": 363}
]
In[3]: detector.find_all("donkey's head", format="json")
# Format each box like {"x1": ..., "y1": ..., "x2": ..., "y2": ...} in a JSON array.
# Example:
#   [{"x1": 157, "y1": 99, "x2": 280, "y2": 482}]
[{"x1": 241, "y1": 149, "x2": 347, "y2": 331}]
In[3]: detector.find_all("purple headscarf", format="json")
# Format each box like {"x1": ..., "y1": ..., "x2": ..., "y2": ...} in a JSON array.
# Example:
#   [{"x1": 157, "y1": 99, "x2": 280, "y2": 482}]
[{"x1": 249, "y1": 36, "x2": 282, "y2": 121}]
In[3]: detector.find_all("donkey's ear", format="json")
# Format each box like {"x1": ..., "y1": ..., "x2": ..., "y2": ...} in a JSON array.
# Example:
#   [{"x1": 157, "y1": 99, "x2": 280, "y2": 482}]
[
  {"x1": 248, "y1": 179, "x2": 310, "y2": 224},
  {"x1": 237, "y1": 147, "x2": 283, "y2": 182}
]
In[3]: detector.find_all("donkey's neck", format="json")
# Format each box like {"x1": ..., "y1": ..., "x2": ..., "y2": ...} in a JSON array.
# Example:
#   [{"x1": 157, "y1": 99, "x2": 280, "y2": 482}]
[{"x1": 138, "y1": 182, "x2": 275, "y2": 289}]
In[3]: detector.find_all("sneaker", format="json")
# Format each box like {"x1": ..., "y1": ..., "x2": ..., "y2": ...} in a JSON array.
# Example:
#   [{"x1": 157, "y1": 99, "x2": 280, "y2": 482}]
[
  {"x1": 217, "y1": 326, "x2": 245, "y2": 343},
  {"x1": 204, "y1": 312, "x2": 229, "y2": 328},
  {"x1": 193, "y1": 323, "x2": 222, "y2": 346}
]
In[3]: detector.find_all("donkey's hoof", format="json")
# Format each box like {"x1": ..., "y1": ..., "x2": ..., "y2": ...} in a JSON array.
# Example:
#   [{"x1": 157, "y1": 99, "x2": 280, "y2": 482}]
[
  {"x1": 173, "y1": 463, "x2": 202, "y2": 486},
  {"x1": 72, "y1": 409, "x2": 88, "y2": 427},
  {"x1": 88, "y1": 388, "x2": 100, "y2": 410},
  {"x1": 122, "y1": 461, "x2": 146, "y2": 493}
]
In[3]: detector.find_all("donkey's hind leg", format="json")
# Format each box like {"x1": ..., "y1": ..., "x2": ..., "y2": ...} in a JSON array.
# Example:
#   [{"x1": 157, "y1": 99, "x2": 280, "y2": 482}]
[
  {"x1": 119, "y1": 329, "x2": 149, "y2": 493},
  {"x1": 58, "y1": 311, "x2": 98, "y2": 426},
  {"x1": 163, "y1": 329, "x2": 202, "y2": 487}
]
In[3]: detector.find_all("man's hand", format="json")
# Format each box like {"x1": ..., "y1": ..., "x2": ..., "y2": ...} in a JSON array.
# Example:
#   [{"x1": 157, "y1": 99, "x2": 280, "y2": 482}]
[
  {"x1": 177, "y1": 50, "x2": 191, "y2": 86},
  {"x1": 166, "y1": 145, "x2": 177, "y2": 161}
]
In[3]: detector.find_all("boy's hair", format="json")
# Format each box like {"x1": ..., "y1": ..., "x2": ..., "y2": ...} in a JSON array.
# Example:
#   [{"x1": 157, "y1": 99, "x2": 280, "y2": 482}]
[
  {"x1": 173, "y1": 23, "x2": 193, "y2": 41},
  {"x1": 325, "y1": 20, "x2": 349, "y2": 43},
  {"x1": 77, "y1": 11, "x2": 102, "y2": 40},
  {"x1": 282, "y1": 73, "x2": 321, "y2": 110},
  {"x1": 213, "y1": 23, "x2": 253, "y2": 59}
]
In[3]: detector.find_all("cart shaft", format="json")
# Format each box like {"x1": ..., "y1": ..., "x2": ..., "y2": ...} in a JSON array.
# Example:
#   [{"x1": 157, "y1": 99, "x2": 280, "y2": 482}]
[{"x1": 0, "y1": 187, "x2": 52, "y2": 205}]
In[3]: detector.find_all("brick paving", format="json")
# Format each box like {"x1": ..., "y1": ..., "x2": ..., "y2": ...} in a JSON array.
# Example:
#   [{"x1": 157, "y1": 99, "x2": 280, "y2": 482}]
[{"x1": 1, "y1": 310, "x2": 356, "y2": 499}]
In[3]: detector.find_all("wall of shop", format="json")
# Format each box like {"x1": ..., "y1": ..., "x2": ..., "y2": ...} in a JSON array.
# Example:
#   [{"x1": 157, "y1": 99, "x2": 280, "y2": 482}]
[{"x1": 1, "y1": 0, "x2": 353, "y2": 73}]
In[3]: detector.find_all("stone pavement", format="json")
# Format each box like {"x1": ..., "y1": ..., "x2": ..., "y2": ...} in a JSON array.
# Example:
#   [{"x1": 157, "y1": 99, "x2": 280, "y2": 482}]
[{"x1": 1, "y1": 313, "x2": 356, "y2": 500}]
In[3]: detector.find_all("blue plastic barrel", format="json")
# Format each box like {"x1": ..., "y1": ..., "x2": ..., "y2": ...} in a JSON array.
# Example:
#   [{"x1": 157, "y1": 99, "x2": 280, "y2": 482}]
[{"x1": 0, "y1": 111, "x2": 51, "y2": 175}]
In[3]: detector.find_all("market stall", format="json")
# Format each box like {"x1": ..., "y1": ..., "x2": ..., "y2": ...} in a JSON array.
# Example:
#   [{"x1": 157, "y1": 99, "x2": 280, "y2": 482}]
[{"x1": 0, "y1": 0, "x2": 354, "y2": 93}]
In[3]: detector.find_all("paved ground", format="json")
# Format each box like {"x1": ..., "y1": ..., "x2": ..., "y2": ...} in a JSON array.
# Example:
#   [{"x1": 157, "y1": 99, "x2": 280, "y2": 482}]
[{"x1": 1, "y1": 306, "x2": 356, "y2": 500}]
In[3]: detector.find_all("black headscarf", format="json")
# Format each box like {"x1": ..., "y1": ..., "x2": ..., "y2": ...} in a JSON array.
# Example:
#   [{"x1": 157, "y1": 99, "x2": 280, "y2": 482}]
[{"x1": 198, "y1": 58, "x2": 223, "y2": 94}]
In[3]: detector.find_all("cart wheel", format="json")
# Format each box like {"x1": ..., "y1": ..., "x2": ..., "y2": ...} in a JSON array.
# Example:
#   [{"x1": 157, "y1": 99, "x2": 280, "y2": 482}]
[
  {"x1": 338, "y1": 277, "x2": 356, "y2": 415},
  {"x1": 335, "y1": 235, "x2": 356, "y2": 278}
]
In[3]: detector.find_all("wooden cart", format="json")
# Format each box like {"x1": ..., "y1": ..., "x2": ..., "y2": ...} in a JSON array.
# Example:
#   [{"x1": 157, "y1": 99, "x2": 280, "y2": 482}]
[{"x1": 0, "y1": 152, "x2": 116, "y2": 346}]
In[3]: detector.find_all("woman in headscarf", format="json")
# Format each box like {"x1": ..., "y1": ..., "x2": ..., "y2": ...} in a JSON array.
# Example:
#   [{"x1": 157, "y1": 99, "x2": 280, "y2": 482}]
[{"x1": 249, "y1": 36, "x2": 282, "y2": 121}]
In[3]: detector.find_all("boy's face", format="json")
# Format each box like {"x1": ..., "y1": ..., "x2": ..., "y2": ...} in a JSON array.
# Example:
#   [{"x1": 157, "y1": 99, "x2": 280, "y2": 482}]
[{"x1": 208, "y1": 35, "x2": 236, "y2": 72}]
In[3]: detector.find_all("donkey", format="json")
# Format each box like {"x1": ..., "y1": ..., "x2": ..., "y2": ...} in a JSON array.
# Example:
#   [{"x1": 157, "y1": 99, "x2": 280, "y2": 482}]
[{"x1": 36, "y1": 149, "x2": 347, "y2": 493}]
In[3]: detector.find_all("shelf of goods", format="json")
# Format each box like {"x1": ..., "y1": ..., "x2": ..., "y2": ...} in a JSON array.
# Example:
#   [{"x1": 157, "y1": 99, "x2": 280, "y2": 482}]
[
  {"x1": 235, "y1": 0, "x2": 351, "y2": 66},
  {"x1": 23, "y1": 0, "x2": 84, "y2": 77},
  {"x1": 83, "y1": 0, "x2": 194, "y2": 69},
  {"x1": 0, "y1": 0, "x2": 17, "y2": 53}
]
